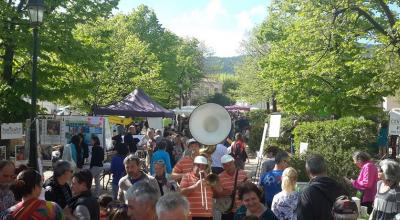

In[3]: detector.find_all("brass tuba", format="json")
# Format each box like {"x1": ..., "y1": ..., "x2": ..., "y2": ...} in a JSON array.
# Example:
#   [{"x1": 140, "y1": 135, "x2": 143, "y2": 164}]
[{"x1": 189, "y1": 103, "x2": 232, "y2": 209}]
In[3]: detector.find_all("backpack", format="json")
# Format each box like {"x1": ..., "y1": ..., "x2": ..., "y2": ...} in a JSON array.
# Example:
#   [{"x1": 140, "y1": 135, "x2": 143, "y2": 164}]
[{"x1": 231, "y1": 141, "x2": 247, "y2": 161}]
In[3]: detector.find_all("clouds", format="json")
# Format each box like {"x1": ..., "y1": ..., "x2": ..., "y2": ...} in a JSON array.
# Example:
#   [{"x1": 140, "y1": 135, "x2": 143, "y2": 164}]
[{"x1": 117, "y1": 0, "x2": 268, "y2": 57}]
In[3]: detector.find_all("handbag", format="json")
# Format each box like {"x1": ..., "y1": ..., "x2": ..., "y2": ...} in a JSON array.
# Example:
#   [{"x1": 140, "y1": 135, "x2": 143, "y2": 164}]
[{"x1": 215, "y1": 170, "x2": 239, "y2": 213}]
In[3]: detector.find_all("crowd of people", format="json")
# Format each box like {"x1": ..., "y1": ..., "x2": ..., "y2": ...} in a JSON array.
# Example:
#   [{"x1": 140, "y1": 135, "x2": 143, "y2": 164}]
[{"x1": 0, "y1": 123, "x2": 399, "y2": 220}]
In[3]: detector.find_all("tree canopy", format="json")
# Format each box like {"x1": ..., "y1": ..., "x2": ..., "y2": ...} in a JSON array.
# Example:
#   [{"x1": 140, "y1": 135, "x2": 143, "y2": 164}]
[
  {"x1": 0, "y1": 3, "x2": 206, "y2": 121},
  {"x1": 256, "y1": 0, "x2": 400, "y2": 117}
]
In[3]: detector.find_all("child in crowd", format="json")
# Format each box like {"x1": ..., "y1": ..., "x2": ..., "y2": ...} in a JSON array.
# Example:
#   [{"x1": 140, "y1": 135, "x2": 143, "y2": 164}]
[{"x1": 98, "y1": 194, "x2": 113, "y2": 220}]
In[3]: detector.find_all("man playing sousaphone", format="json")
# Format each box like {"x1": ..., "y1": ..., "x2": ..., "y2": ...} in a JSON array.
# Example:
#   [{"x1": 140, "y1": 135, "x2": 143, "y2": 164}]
[
  {"x1": 180, "y1": 155, "x2": 215, "y2": 220},
  {"x1": 171, "y1": 138, "x2": 201, "y2": 181},
  {"x1": 214, "y1": 154, "x2": 248, "y2": 220}
]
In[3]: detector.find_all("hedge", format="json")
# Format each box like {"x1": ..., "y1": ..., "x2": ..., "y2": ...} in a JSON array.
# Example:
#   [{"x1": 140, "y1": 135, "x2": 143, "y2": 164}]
[
  {"x1": 293, "y1": 117, "x2": 377, "y2": 152},
  {"x1": 290, "y1": 117, "x2": 378, "y2": 194},
  {"x1": 246, "y1": 110, "x2": 294, "y2": 152}
]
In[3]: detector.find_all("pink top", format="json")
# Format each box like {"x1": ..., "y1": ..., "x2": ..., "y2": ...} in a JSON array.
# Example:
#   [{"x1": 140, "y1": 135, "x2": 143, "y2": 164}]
[{"x1": 352, "y1": 161, "x2": 378, "y2": 203}]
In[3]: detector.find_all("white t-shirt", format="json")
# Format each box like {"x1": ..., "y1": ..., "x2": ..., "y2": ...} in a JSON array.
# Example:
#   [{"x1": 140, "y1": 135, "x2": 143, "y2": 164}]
[{"x1": 211, "y1": 144, "x2": 228, "y2": 168}]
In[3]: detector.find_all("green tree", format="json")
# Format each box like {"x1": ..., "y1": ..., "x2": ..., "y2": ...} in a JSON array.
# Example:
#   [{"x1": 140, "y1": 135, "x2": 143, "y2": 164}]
[
  {"x1": 204, "y1": 93, "x2": 235, "y2": 106},
  {"x1": 71, "y1": 5, "x2": 206, "y2": 110},
  {"x1": 234, "y1": 27, "x2": 274, "y2": 110},
  {"x1": 257, "y1": 0, "x2": 400, "y2": 117},
  {"x1": 0, "y1": 0, "x2": 118, "y2": 121}
]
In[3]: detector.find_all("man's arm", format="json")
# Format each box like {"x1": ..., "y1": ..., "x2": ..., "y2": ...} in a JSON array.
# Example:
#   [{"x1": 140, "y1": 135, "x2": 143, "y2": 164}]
[{"x1": 180, "y1": 180, "x2": 202, "y2": 196}]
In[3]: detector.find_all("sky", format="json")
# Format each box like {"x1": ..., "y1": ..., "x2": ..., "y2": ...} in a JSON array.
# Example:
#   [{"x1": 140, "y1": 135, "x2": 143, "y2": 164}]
[{"x1": 116, "y1": 0, "x2": 270, "y2": 57}]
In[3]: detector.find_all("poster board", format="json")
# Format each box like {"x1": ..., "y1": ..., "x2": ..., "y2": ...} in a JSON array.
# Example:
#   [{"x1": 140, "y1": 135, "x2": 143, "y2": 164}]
[
  {"x1": 40, "y1": 119, "x2": 62, "y2": 145},
  {"x1": 257, "y1": 123, "x2": 269, "y2": 159},
  {"x1": 0, "y1": 146, "x2": 6, "y2": 160},
  {"x1": 15, "y1": 145, "x2": 28, "y2": 165},
  {"x1": 299, "y1": 142, "x2": 309, "y2": 155},
  {"x1": 389, "y1": 109, "x2": 400, "y2": 135},
  {"x1": 61, "y1": 116, "x2": 106, "y2": 147},
  {"x1": 1, "y1": 123, "x2": 23, "y2": 139},
  {"x1": 268, "y1": 114, "x2": 281, "y2": 138},
  {"x1": 147, "y1": 117, "x2": 163, "y2": 130}
]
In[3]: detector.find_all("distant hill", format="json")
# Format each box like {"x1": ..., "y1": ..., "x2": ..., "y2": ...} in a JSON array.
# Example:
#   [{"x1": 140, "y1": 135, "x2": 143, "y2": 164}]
[{"x1": 204, "y1": 56, "x2": 244, "y2": 74}]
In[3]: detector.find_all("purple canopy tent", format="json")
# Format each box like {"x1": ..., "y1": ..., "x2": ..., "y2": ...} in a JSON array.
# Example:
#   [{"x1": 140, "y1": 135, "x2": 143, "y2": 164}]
[{"x1": 93, "y1": 88, "x2": 174, "y2": 118}]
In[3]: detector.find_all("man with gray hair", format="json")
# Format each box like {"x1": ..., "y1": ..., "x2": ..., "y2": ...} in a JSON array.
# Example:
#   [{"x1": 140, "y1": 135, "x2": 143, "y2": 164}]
[
  {"x1": 297, "y1": 154, "x2": 346, "y2": 220},
  {"x1": 126, "y1": 181, "x2": 159, "y2": 220},
  {"x1": 118, "y1": 154, "x2": 160, "y2": 203},
  {"x1": 156, "y1": 192, "x2": 190, "y2": 220},
  {"x1": 43, "y1": 160, "x2": 73, "y2": 208}
]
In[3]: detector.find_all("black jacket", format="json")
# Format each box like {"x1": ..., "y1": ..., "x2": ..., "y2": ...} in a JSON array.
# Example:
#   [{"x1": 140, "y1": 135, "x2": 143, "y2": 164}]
[
  {"x1": 68, "y1": 190, "x2": 100, "y2": 220},
  {"x1": 43, "y1": 176, "x2": 72, "y2": 209},
  {"x1": 124, "y1": 133, "x2": 140, "y2": 153},
  {"x1": 296, "y1": 176, "x2": 346, "y2": 220},
  {"x1": 90, "y1": 145, "x2": 104, "y2": 168}
]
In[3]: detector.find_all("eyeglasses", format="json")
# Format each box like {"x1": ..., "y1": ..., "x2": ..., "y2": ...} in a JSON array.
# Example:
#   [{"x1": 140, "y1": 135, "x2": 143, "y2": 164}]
[{"x1": 155, "y1": 160, "x2": 165, "y2": 165}]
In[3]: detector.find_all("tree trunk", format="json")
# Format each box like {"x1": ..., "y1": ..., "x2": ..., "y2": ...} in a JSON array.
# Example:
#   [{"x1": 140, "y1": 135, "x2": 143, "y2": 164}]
[
  {"x1": 2, "y1": 41, "x2": 14, "y2": 84},
  {"x1": 266, "y1": 100, "x2": 270, "y2": 113},
  {"x1": 271, "y1": 92, "x2": 277, "y2": 112}
]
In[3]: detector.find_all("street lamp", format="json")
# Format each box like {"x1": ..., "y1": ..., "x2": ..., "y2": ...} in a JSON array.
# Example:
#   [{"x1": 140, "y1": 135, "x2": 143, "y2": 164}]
[
  {"x1": 178, "y1": 82, "x2": 183, "y2": 109},
  {"x1": 27, "y1": 0, "x2": 44, "y2": 170}
]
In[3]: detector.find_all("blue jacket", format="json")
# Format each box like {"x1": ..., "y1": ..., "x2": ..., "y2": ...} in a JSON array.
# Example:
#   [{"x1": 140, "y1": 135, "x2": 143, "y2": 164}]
[
  {"x1": 110, "y1": 154, "x2": 125, "y2": 185},
  {"x1": 150, "y1": 150, "x2": 172, "y2": 175}
]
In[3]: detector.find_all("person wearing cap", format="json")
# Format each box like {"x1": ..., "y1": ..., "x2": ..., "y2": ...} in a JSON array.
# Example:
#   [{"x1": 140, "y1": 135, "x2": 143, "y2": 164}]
[
  {"x1": 332, "y1": 195, "x2": 358, "y2": 220},
  {"x1": 214, "y1": 154, "x2": 248, "y2": 220},
  {"x1": 180, "y1": 156, "x2": 214, "y2": 220},
  {"x1": 171, "y1": 138, "x2": 201, "y2": 181}
]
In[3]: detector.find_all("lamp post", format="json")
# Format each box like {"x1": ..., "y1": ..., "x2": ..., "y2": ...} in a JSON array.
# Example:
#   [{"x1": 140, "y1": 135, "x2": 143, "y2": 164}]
[
  {"x1": 178, "y1": 82, "x2": 183, "y2": 109},
  {"x1": 27, "y1": 0, "x2": 44, "y2": 170}
]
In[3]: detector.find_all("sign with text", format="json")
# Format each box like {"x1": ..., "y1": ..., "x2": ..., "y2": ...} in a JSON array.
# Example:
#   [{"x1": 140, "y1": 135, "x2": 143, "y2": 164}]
[
  {"x1": 389, "y1": 109, "x2": 400, "y2": 135},
  {"x1": 1, "y1": 123, "x2": 23, "y2": 139}
]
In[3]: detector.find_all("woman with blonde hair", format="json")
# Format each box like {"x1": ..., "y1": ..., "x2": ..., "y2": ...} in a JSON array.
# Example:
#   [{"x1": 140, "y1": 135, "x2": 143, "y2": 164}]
[{"x1": 271, "y1": 167, "x2": 299, "y2": 220}]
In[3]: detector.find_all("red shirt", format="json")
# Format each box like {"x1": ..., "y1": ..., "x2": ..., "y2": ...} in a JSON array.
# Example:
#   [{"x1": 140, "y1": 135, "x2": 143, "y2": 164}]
[
  {"x1": 180, "y1": 172, "x2": 213, "y2": 218},
  {"x1": 218, "y1": 169, "x2": 248, "y2": 211}
]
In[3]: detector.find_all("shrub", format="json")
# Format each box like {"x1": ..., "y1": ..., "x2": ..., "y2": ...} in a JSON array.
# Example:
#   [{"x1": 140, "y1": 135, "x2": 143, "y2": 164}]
[
  {"x1": 290, "y1": 117, "x2": 378, "y2": 195},
  {"x1": 293, "y1": 117, "x2": 377, "y2": 152},
  {"x1": 246, "y1": 110, "x2": 296, "y2": 153},
  {"x1": 290, "y1": 146, "x2": 358, "y2": 195}
]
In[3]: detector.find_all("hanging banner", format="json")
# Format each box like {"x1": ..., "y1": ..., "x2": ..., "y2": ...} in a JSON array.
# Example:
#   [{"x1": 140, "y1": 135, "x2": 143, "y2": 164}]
[
  {"x1": 1, "y1": 123, "x2": 23, "y2": 139},
  {"x1": 389, "y1": 109, "x2": 400, "y2": 135},
  {"x1": 62, "y1": 116, "x2": 105, "y2": 147},
  {"x1": 108, "y1": 116, "x2": 133, "y2": 125},
  {"x1": 268, "y1": 114, "x2": 281, "y2": 138},
  {"x1": 0, "y1": 146, "x2": 6, "y2": 160}
]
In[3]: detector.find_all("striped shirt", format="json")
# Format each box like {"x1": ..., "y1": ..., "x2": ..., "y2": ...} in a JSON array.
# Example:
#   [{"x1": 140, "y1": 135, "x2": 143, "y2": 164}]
[
  {"x1": 180, "y1": 172, "x2": 213, "y2": 218},
  {"x1": 219, "y1": 169, "x2": 248, "y2": 210},
  {"x1": 173, "y1": 156, "x2": 193, "y2": 175},
  {"x1": 370, "y1": 181, "x2": 400, "y2": 220}
]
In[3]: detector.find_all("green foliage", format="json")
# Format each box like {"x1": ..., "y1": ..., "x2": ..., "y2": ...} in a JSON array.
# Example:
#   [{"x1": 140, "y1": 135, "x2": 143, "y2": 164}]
[
  {"x1": 256, "y1": 0, "x2": 400, "y2": 117},
  {"x1": 204, "y1": 56, "x2": 244, "y2": 74},
  {"x1": 0, "y1": 82, "x2": 30, "y2": 122},
  {"x1": 0, "y1": 3, "x2": 207, "y2": 118},
  {"x1": 233, "y1": 27, "x2": 272, "y2": 105},
  {"x1": 293, "y1": 117, "x2": 377, "y2": 152},
  {"x1": 246, "y1": 110, "x2": 268, "y2": 152},
  {"x1": 201, "y1": 93, "x2": 235, "y2": 106},
  {"x1": 245, "y1": 110, "x2": 297, "y2": 152},
  {"x1": 290, "y1": 146, "x2": 358, "y2": 195}
]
